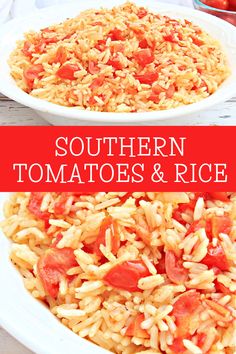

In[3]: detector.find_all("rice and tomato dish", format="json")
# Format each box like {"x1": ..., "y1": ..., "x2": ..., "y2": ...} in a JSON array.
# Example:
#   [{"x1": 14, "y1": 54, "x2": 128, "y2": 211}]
[
  {"x1": 1, "y1": 192, "x2": 236, "y2": 354},
  {"x1": 9, "y1": 2, "x2": 230, "y2": 113}
]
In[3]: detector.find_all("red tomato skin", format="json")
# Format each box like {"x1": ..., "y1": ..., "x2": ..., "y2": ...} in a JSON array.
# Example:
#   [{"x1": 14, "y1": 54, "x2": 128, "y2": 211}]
[
  {"x1": 208, "y1": 192, "x2": 229, "y2": 202},
  {"x1": 155, "y1": 256, "x2": 166, "y2": 274},
  {"x1": 22, "y1": 41, "x2": 33, "y2": 58},
  {"x1": 23, "y1": 64, "x2": 44, "y2": 90},
  {"x1": 28, "y1": 192, "x2": 50, "y2": 221},
  {"x1": 88, "y1": 61, "x2": 100, "y2": 74},
  {"x1": 165, "y1": 251, "x2": 188, "y2": 284},
  {"x1": 172, "y1": 291, "x2": 201, "y2": 337},
  {"x1": 137, "y1": 8, "x2": 148, "y2": 18},
  {"x1": 103, "y1": 260, "x2": 150, "y2": 292},
  {"x1": 125, "y1": 314, "x2": 149, "y2": 338},
  {"x1": 135, "y1": 72, "x2": 159, "y2": 85},
  {"x1": 37, "y1": 248, "x2": 77, "y2": 298},
  {"x1": 202, "y1": 244, "x2": 229, "y2": 271},
  {"x1": 93, "y1": 217, "x2": 120, "y2": 257},
  {"x1": 108, "y1": 29, "x2": 125, "y2": 41},
  {"x1": 53, "y1": 46, "x2": 67, "y2": 65},
  {"x1": 57, "y1": 64, "x2": 79, "y2": 80},
  {"x1": 107, "y1": 57, "x2": 123, "y2": 70},
  {"x1": 169, "y1": 337, "x2": 187, "y2": 354},
  {"x1": 211, "y1": 215, "x2": 232, "y2": 237},
  {"x1": 202, "y1": 0, "x2": 229, "y2": 10},
  {"x1": 134, "y1": 49, "x2": 154, "y2": 67},
  {"x1": 166, "y1": 84, "x2": 176, "y2": 98},
  {"x1": 89, "y1": 75, "x2": 105, "y2": 89},
  {"x1": 214, "y1": 279, "x2": 231, "y2": 294}
]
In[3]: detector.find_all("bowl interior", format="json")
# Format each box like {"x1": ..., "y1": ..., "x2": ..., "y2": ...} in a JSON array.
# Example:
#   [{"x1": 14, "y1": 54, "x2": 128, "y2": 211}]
[{"x1": 0, "y1": 0, "x2": 235, "y2": 123}]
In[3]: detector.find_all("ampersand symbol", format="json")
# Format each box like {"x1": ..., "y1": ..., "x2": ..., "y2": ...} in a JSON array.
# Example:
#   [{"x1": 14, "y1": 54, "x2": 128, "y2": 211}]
[{"x1": 151, "y1": 163, "x2": 168, "y2": 183}]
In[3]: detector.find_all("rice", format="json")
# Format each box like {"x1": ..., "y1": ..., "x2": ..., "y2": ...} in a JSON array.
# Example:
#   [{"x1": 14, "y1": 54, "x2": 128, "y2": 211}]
[
  {"x1": 8, "y1": 2, "x2": 230, "y2": 113},
  {"x1": 1, "y1": 191, "x2": 236, "y2": 354}
]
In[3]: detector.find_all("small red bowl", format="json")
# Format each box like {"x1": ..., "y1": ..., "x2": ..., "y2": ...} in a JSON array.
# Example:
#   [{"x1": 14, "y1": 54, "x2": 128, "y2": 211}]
[{"x1": 193, "y1": 0, "x2": 236, "y2": 26}]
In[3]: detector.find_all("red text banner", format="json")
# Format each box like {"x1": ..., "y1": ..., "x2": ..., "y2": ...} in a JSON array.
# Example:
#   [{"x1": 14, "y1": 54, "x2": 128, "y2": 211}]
[{"x1": 0, "y1": 126, "x2": 234, "y2": 191}]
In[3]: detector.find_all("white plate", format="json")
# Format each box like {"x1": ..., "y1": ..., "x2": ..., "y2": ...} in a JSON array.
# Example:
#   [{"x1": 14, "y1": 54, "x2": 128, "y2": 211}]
[
  {"x1": 0, "y1": 0, "x2": 236, "y2": 125},
  {"x1": 0, "y1": 193, "x2": 110, "y2": 354}
]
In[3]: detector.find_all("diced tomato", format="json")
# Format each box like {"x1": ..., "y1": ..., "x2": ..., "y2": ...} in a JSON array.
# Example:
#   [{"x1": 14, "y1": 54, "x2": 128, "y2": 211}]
[
  {"x1": 135, "y1": 72, "x2": 158, "y2": 85},
  {"x1": 166, "y1": 84, "x2": 176, "y2": 98},
  {"x1": 191, "y1": 36, "x2": 204, "y2": 46},
  {"x1": 134, "y1": 48, "x2": 154, "y2": 67},
  {"x1": 104, "y1": 260, "x2": 150, "y2": 292},
  {"x1": 90, "y1": 75, "x2": 105, "y2": 89},
  {"x1": 125, "y1": 314, "x2": 149, "y2": 338},
  {"x1": 28, "y1": 192, "x2": 50, "y2": 221},
  {"x1": 172, "y1": 290, "x2": 201, "y2": 337},
  {"x1": 185, "y1": 219, "x2": 208, "y2": 237},
  {"x1": 208, "y1": 192, "x2": 229, "y2": 202},
  {"x1": 108, "y1": 28, "x2": 125, "y2": 41},
  {"x1": 111, "y1": 43, "x2": 125, "y2": 54},
  {"x1": 107, "y1": 57, "x2": 123, "y2": 70},
  {"x1": 149, "y1": 94, "x2": 160, "y2": 104},
  {"x1": 211, "y1": 215, "x2": 232, "y2": 237},
  {"x1": 23, "y1": 64, "x2": 44, "y2": 90},
  {"x1": 202, "y1": 0, "x2": 229, "y2": 10},
  {"x1": 57, "y1": 64, "x2": 79, "y2": 80},
  {"x1": 92, "y1": 21, "x2": 103, "y2": 26},
  {"x1": 165, "y1": 251, "x2": 188, "y2": 284},
  {"x1": 22, "y1": 41, "x2": 33, "y2": 58},
  {"x1": 163, "y1": 32, "x2": 178, "y2": 43},
  {"x1": 42, "y1": 36, "x2": 58, "y2": 45},
  {"x1": 155, "y1": 256, "x2": 166, "y2": 274},
  {"x1": 51, "y1": 233, "x2": 63, "y2": 248},
  {"x1": 139, "y1": 38, "x2": 149, "y2": 49},
  {"x1": 137, "y1": 7, "x2": 148, "y2": 19},
  {"x1": 93, "y1": 217, "x2": 120, "y2": 257},
  {"x1": 214, "y1": 279, "x2": 231, "y2": 294},
  {"x1": 88, "y1": 61, "x2": 100, "y2": 74},
  {"x1": 169, "y1": 337, "x2": 187, "y2": 354},
  {"x1": 53, "y1": 46, "x2": 67, "y2": 65},
  {"x1": 95, "y1": 39, "x2": 107, "y2": 51},
  {"x1": 202, "y1": 243, "x2": 229, "y2": 271},
  {"x1": 197, "y1": 333, "x2": 207, "y2": 349},
  {"x1": 37, "y1": 247, "x2": 77, "y2": 298}
]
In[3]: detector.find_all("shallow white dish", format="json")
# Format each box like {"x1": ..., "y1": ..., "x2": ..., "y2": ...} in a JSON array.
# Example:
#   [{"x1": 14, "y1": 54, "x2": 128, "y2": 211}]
[
  {"x1": 0, "y1": 193, "x2": 110, "y2": 354},
  {"x1": 0, "y1": 0, "x2": 236, "y2": 125}
]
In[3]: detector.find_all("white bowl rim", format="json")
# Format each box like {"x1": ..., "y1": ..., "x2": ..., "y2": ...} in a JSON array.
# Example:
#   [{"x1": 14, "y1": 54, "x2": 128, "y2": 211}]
[{"x1": 0, "y1": 0, "x2": 236, "y2": 123}]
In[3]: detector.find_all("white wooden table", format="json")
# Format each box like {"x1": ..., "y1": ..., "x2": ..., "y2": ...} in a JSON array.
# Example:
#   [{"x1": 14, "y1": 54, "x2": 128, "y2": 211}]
[{"x1": 0, "y1": 94, "x2": 236, "y2": 125}]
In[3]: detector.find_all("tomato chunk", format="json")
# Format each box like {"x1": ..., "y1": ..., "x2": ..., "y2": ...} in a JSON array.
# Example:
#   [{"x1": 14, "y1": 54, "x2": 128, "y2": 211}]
[
  {"x1": 172, "y1": 290, "x2": 201, "y2": 337},
  {"x1": 208, "y1": 192, "x2": 229, "y2": 202},
  {"x1": 135, "y1": 72, "x2": 158, "y2": 85},
  {"x1": 57, "y1": 64, "x2": 79, "y2": 80},
  {"x1": 28, "y1": 192, "x2": 50, "y2": 221},
  {"x1": 107, "y1": 57, "x2": 123, "y2": 70},
  {"x1": 125, "y1": 314, "x2": 149, "y2": 338},
  {"x1": 214, "y1": 279, "x2": 231, "y2": 294},
  {"x1": 22, "y1": 41, "x2": 33, "y2": 58},
  {"x1": 104, "y1": 260, "x2": 150, "y2": 292},
  {"x1": 202, "y1": 0, "x2": 229, "y2": 10},
  {"x1": 37, "y1": 247, "x2": 77, "y2": 298},
  {"x1": 90, "y1": 75, "x2": 105, "y2": 89},
  {"x1": 137, "y1": 8, "x2": 148, "y2": 19},
  {"x1": 211, "y1": 215, "x2": 232, "y2": 237},
  {"x1": 93, "y1": 217, "x2": 120, "y2": 257},
  {"x1": 202, "y1": 243, "x2": 229, "y2": 271},
  {"x1": 23, "y1": 64, "x2": 44, "y2": 90},
  {"x1": 165, "y1": 251, "x2": 188, "y2": 284},
  {"x1": 53, "y1": 46, "x2": 67, "y2": 64},
  {"x1": 169, "y1": 337, "x2": 187, "y2": 354},
  {"x1": 88, "y1": 61, "x2": 100, "y2": 74},
  {"x1": 108, "y1": 29, "x2": 125, "y2": 41},
  {"x1": 134, "y1": 48, "x2": 154, "y2": 67}
]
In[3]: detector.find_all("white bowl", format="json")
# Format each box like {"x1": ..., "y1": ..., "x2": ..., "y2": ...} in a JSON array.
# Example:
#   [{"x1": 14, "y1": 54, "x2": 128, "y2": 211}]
[
  {"x1": 0, "y1": 193, "x2": 111, "y2": 354},
  {"x1": 0, "y1": 0, "x2": 236, "y2": 125}
]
